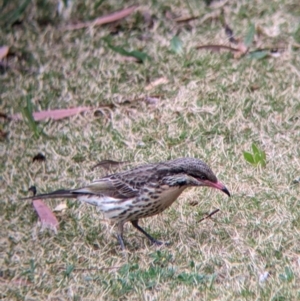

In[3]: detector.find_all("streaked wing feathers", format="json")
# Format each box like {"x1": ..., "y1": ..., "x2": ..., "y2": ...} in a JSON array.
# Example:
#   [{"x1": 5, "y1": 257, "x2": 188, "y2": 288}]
[
  {"x1": 74, "y1": 161, "x2": 175, "y2": 199},
  {"x1": 75, "y1": 178, "x2": 139, "y2": 199}
]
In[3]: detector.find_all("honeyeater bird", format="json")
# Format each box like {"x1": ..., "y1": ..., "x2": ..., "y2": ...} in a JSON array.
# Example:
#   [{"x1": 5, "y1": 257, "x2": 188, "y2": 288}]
[{"x1": 24, "y1": 157, "x2": 230, "y2": 249}]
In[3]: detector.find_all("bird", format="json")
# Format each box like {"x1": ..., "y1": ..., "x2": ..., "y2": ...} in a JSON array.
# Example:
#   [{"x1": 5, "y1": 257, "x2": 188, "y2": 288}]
[{"x1": 24, "y1": 157, "x2": 230, "y2": 249}]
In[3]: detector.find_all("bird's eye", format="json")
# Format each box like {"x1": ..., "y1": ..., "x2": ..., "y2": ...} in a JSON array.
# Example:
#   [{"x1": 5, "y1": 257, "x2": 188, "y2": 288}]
[{"x1": 191, "y1": 173, "x2": 207, "y2": 181}]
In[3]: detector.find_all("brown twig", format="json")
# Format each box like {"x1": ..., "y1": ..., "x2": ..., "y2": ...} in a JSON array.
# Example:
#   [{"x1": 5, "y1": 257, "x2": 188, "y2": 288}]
[
  {"x1": 197, "y1": 209, "x2": 220, "y2": 223},
  {"x1": 61, "y1": 5, "x2": 138, "y2": 31}
]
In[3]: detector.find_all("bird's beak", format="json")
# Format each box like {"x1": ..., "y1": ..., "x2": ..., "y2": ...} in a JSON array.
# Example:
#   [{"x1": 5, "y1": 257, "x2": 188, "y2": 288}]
[{"x1": 204, "y1": 180, "x2": 231, "y2": 197}]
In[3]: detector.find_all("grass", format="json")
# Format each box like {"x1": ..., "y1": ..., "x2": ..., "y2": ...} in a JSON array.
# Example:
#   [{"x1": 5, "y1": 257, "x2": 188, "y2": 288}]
[{"x1": 1, "y1": 0, "x2": 300, "y2": 300}]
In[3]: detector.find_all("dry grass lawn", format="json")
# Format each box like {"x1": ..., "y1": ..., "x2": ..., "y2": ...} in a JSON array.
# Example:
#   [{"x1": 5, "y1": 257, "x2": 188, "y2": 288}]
[{"x1": 1, "y1": 0, "x2": 300, "y2": 300}]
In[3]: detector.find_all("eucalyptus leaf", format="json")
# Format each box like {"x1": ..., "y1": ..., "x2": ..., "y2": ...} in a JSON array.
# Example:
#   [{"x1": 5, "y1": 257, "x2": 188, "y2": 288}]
[
  {"x1": 103, "y1": 37, "x2": 151, "y2": 63},
  {"x1": 244, "y1": 23, "x2": 255, "y2": 47},
  {"x1": 248, "y1": 51, "x2": 268, "y2": 60},
  {"x1": 21, "y1": 96, "x2": 40, "y2": 138},
  {"x1": 170, "y1": 36, "x2": 183, "y2": 54}
]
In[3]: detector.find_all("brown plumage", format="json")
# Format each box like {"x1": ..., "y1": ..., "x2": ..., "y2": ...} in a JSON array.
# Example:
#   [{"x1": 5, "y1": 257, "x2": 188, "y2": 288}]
[{"x1": 24, "y1": 157, "x2": 230, "y2": 249}]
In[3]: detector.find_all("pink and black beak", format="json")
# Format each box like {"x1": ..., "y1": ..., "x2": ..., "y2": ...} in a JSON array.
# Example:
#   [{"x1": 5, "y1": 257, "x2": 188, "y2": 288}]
[{"x1": 204, "y1": 180, "x2": 231, "y2": 197}]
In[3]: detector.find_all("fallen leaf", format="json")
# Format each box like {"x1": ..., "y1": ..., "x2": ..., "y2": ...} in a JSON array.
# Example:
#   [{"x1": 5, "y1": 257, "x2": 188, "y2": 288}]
[
  {"x1": 248, "y1": 50, "x2": 269, "y2": 59},
  {"x1": 53, "y1": 202, "x2": 67, "y2": 212},
  {"x1": 0, "y1": 46, "x2": 9, "y2": 60},
  {"x1": 62, "y1": 5, "x2": 138, "y2": 31},
  {"x1": 103, "y1": 37, "x2": 151, "y2": 63},
  {"x1": 170, "y1": 36, "x2": 183, "y2": 54},
  {"x1": 145, "y1": 77, "x2": 168, "y2": 91},
  {"x1": 11, "y1": 107, "x2": 91, "y2": 121},
  {"x1": 21, "y1": 97, "x2": 41, "y2": 137},
  {"x1": 32, "y1": 200, "x2": 59, "y2": 232},
  {"x1": 244, "y1": 23, "x2": 255, "y2": 47}
]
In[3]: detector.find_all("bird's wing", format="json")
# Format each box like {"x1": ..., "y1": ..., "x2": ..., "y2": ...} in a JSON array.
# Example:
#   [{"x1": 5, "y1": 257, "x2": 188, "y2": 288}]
[
  {"x1": 73, "y1": 177, "x2": 139, "y2": 199},
  {"x1": 75, "y1": 162, "x2": 171, "y2": 199}
]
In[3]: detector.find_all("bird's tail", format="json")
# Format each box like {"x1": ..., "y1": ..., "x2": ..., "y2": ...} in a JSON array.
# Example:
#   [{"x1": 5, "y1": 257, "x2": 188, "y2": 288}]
[{"x1": 22, "y1": 189, "x2": 77, "y2": 200}]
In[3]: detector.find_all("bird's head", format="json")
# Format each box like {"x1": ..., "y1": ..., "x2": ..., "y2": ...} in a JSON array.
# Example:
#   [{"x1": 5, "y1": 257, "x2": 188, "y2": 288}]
[{"x1": 168, "y1": 157, "x2": 231, "y2": 197}]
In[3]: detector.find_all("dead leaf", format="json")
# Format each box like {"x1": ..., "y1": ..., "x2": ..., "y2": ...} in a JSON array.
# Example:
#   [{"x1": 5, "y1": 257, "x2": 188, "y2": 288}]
[
  {"x1": 11, "y1": 107, "x2": 91, "y2": 121},
  {"x1": 145, "y1": 77, "x2": 168, "y2": 91},
  {"x1": 32, "y1": 200, "x2": 59, "y2": 232},
  {"x1": 62, "y1": 5, "x2": 138, "y2": 31},
  {"x1": 0, "y1": 46, "x2": 9, "y2": 60}
]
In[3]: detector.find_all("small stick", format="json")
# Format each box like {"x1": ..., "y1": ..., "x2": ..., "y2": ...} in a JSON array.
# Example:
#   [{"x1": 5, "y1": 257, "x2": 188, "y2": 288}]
[{"x1": 197, "y1": 209, "x2": 220, "y2": 223}]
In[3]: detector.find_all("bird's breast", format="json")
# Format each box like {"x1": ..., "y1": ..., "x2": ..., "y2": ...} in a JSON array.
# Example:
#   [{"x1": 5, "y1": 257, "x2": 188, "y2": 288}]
[
  {"x1": 156, "y1": 185, "x2": 186, "y2": 211},
  {"x1": 76, "y1": 185, "x2": 187, "y2": 223}
]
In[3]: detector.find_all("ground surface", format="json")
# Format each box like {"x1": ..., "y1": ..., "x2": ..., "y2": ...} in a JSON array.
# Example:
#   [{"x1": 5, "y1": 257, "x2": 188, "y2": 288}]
[{"x1": 1, "y1": 0, "x2": 300, "y2": 300}]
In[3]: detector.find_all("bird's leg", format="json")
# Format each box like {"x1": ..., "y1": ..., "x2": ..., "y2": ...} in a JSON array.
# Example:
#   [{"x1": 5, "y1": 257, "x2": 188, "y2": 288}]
[
  {"x1": 117, "y1": 222, "x2": 125, "y2": 250},
  {"x1": 131, "y1": 220, "x2": 164, "y2": 246}
]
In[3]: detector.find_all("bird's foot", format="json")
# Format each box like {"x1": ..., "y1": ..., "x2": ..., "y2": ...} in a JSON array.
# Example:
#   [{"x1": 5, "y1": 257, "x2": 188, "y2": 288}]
[{"x1": 117, "y1": 234, "x2": 126, "y2": 251}]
